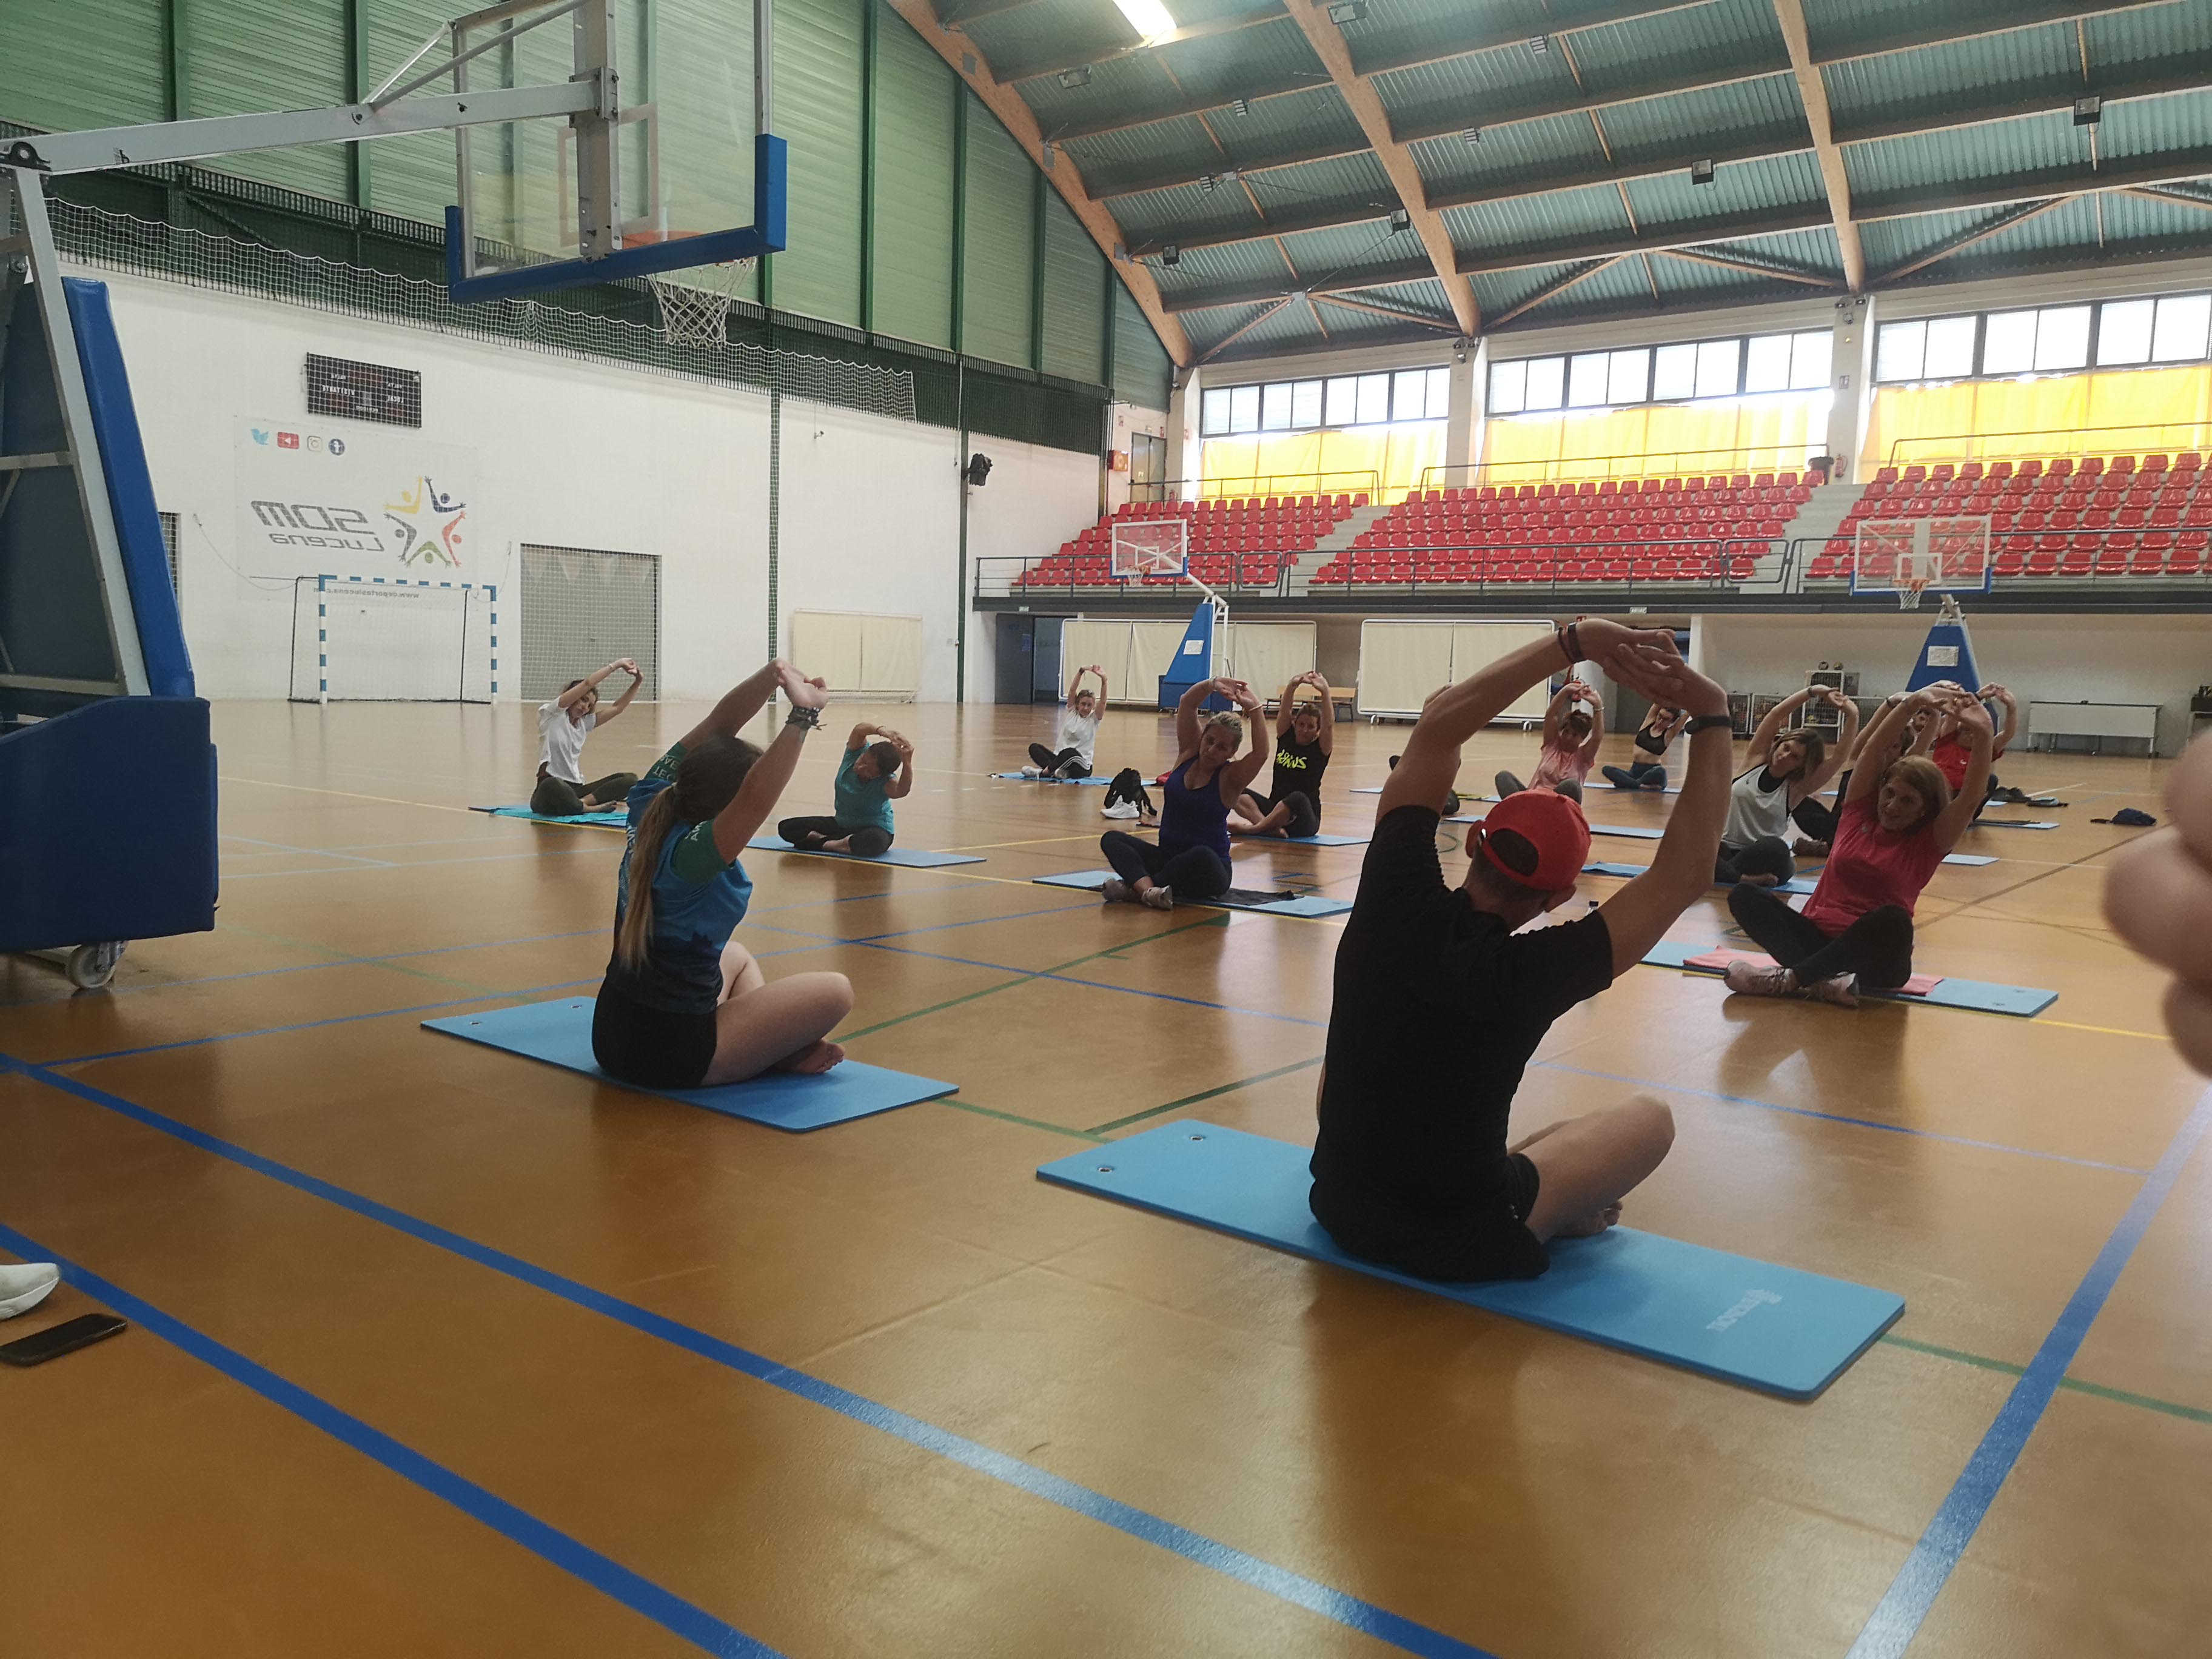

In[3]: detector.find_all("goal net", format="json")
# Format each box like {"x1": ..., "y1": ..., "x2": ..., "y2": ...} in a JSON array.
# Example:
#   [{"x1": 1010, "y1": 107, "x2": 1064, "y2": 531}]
[
  {"x1": 1110, "y1": 520, "x2": 1190, "y2": 580},
  {"x1": 289, "y1": 576, "x2": 497, "y2": 703}
]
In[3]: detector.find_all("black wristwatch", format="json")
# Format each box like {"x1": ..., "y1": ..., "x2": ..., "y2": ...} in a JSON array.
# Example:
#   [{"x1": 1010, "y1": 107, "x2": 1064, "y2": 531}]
[{"x1": 1686, "y1": 714, "x2": 1732, "y2": 734}]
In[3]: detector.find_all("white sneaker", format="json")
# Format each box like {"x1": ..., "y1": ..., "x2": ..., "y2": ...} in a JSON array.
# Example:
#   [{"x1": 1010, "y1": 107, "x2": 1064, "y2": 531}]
[
  {"x1": 1019, "y1": 763, "x2": 1043, "y2": 778},
  {"x1": 0, "y1": 1262, "x2": 61, "y2": 1319},
  {"x1": 1102, "y1": 800, "x2": 1139, "y2": 819}
]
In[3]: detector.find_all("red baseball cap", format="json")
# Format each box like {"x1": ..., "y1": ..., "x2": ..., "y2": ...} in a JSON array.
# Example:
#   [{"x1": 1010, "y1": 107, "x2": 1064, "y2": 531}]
[{"x1": 1475, "y1": 789, "x2": 1590, "y2": 892}]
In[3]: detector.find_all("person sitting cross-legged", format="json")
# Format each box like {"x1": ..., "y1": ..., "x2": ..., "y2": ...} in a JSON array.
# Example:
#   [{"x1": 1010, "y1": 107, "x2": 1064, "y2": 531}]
[{"x1": 1309, "y1": 618, "x2": 1738, "y2": 1282}]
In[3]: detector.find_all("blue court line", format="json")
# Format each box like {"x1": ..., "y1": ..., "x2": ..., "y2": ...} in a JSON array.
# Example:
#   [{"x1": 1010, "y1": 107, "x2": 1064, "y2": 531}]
[
  {"x1": 1536, "y1": 1063, "x2": 2153, "y2": 1178},
  {"x1": 223, "y1": 843, "x2": 622, "y2": 880},
  {"x1": 1845, "y1": 1085, "x2": 2212, "y2": 1658},
  {"x1": 0, "y1": 1218, "x2": 783, "y2": 1659},
  {"x1": 1, "y1": 1056, "x2": 1496, "y2": 1659},
  {"x1": 47, "y1": 979, "x2": 600, "y2": 1068}
]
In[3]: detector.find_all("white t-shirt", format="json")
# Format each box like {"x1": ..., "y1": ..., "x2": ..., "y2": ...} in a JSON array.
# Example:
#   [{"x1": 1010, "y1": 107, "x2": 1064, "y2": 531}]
[
  {"x1": 1056, "y1": 706, "x2": 1101, "y2": 768},
  {"x1": 537, "y1": 701, "x2": 598, "y2": 782}
]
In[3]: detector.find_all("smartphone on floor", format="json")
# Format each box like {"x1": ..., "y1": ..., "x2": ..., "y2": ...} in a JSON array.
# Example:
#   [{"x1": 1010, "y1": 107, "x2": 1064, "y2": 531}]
[{"x1": 0, "y1": 1313, "x2": 127, "y2": 1367}]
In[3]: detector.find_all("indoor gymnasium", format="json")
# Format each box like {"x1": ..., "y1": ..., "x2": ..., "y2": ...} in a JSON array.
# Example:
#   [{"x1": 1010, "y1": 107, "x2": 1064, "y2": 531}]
[{"x1": 9, "y1": 1, "x2": 2212, "y2": 1654}]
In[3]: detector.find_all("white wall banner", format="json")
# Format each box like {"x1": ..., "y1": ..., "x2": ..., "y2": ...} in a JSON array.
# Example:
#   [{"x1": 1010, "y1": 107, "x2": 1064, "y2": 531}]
[{"x1": 234, "y1": 418, "x2": 480, "y2": 578}]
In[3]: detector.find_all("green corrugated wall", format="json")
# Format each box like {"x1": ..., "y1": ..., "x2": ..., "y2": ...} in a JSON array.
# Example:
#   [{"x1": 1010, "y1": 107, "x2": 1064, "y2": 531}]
[
  {"x1": 0, "y1": 1, "x2": 1175, "y2": 397},
  {"x1": 868, "y1": 1, "x2": 956, "y2": 350}
]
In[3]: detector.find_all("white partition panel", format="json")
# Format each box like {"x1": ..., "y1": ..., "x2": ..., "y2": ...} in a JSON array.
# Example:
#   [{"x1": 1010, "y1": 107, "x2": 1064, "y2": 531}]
[
  {"x1": 1132, "y1": 621, "x2": 1191, "y2": 695},
  {"x1": 1450, "y1": 622, "x2": 1557, "y2": 723},
  {"x1": 1063, "y1": 620, "x2": 1139, "y2": 700},
  {"x1": 791, "y1": 609, "x2": 920, "y2": 699},
  {"x1": 1357, "y1": 622, "x2": 1456, "y2": 717},
  {"x1": 1224, "y1": 622, "x2": 1316, "y2": 695}
]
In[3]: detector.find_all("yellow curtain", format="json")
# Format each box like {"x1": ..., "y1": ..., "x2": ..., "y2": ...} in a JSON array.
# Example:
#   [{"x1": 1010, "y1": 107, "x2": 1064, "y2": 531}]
[
  {"x1": 1479, "y1": 395, "x2": 1828, "y2": 483},
  {"x1": 1862, "y1": 365, "x2": 2212, "y2": 470},
  {"x1": 1199, "y1": 426, "x2": 1445, "y2": 500}
]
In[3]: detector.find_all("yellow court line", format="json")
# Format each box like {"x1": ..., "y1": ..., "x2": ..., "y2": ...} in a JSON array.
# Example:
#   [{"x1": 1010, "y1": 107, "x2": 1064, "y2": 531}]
[
  {"x1": 2036, "y1": 1017, "x2": 2170, "y2": 1042},
  {"x1": 219, "y1": 775, "x2": 481, "y2": 817},
  {"x1": 935, "y1": 831, "x2": 1104, "y2": 853}
]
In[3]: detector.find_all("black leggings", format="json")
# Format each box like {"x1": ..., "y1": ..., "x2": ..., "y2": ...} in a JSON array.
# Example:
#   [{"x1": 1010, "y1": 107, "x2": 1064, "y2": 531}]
[
  {"x1": 1729, "y1": 884, "x2": 1915, "y2": 991},
  {"x1": 778, "y1": 814, "x2": 893, "y2": 858},
  {"x1": 1100, "y1": 829, "x2": 1231, "y2": 899},
  {"x1": 1495, "y1": 769, "x2": 1584, "y2": 804},
  {"x1": 1241, "y1": 789, "x2": 1321, "y2": 839},
  {"x1": 1028, "y1": 743, "x2": 1092, "y2": 779},
  {"x1": 1600, "y1": 760, "x2": 1667, "y2": 791},
  {"x1": 1793, "y1": 795, "x2": 1840, "y2": 843},
  {"x1": 532, "y1": 770, "x2": 638, "y2": 816},
  {"x1": 1714, "y1": 837, "x2": 1794, "y2": 886}
]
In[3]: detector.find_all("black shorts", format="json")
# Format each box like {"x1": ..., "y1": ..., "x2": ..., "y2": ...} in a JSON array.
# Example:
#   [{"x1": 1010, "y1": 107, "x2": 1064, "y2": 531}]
[
  {"x1": 591, "y1": 982, "x2": 719, "y2": 1090},
  {"x1": 1309, "y1": 1154, "x2": 1546, "y2": 1282}
]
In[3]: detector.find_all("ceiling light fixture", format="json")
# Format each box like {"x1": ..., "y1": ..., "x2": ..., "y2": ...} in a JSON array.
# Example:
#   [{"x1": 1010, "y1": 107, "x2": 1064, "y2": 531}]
[
  {"x1": 1199, "y1": 173, "x2": 1218, "y2": 193},
  {"x1": 1113, "y1": 0, "x2": 1179, "y2": 41},
  {"x1": 1326, "y1": 0, "x2": 1368, "y2": 23},
  {"x1": 1163, "y1": 244, "x2": 1182, "y2": 267},
  {"x1": 1389, "y1": 207, "x2": 1411, "y2": 233},
  {"x1": 1231, "y1": 96, "x2": 1251, "y2": 116},
  {"x1": 1463, "y1": 126, "x2": 1482, "y2": 144},
  {"x1": 1691, "y1": 158, "x2": 1716, "y2": 186},
  {"x1": 2074, "y1": 95, "x2": 2102, "y2": 126},
  {"x1": 1529, "y1": 34, "x2": 1550, "y2": 53},
  {"x1": 1058, "y1": 65, "x2": 1091, "y2": 89}
]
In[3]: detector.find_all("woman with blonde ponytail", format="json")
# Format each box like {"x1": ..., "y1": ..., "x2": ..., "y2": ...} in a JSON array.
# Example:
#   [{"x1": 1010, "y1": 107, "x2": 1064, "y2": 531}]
[{"x1": 591, "y1": 659, "x2": 855, "y2": 1089}]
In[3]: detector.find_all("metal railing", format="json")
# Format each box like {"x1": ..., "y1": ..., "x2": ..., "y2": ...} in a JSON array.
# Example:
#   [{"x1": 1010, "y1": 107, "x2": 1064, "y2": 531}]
[
  {"x1": 1886, "y1": 421, "x2": 2212, "y2": 466},
  {"x1": 1129, "y1": 469, "x2": 1381, "y2": 506},
  {"x1": 1786, "y1": 526, "x2": 2212, "y2": 589},
  {"x1": 974, "y1": 556, "x2": 1298, "y2": 602},
  {"x1": 1420, "y1": 443, "x2": 1829, "y2": 493}
]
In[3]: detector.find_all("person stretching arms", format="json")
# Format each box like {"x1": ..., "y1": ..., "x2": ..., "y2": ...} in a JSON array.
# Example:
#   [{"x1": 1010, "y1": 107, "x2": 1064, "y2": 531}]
[
  {"x1": 1496, "y1": 679, "x2": 1604, "y2": 803},
  {"x1": 1027, "y1": 664, "x2": 1107, "y2": 779},
  {"x1": 1309, "y1": 619, "x2": 1737, "y2": 1282},
  {"x1": 1723, "y1": 682, "x2": 1987, "y2": 1008},
  {"x1": 1232, "y1": 671, "x2": 1336, "y2": 839},
  {"x1": 1715, "y1": 686, "x2": 1857, "y2": 886},
  {"x1": 2106, "y1": 731, "x2": 2212, "y2": 1073},
  {"x1": 1099, "y1": 677, "x2": 1270, "y2": 910},
  {"x1": 532, "y1": 658, "x2": 643, "y2": 817},
  {"x1": 1601, "y1": 703, "x2": 1686, "y2": 792},
  {"x1": 777, "y1": 722, "x2": 914, "y2": 857},
  {"x1": 592, "y1": 660, "x2": 852, "y2": 1089}
]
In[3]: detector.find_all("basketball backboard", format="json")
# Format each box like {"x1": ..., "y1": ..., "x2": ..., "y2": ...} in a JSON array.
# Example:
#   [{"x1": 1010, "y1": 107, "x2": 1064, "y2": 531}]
[{"x1": 439, "y1": 0, "x2": 784, "y2": 301}]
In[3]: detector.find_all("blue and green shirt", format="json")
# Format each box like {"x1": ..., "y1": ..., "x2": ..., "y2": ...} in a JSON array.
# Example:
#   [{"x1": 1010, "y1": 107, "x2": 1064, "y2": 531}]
[
  {"x1": 602, "y1": 743, "x2": 753, "y2": 1014},
  {"x1": 833, "y1": 745, "x2": 896, "y2": 835}
]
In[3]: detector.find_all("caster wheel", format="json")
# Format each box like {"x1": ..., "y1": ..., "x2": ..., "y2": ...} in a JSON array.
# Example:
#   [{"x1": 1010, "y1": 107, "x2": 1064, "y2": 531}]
[{"x1": 67, "y1": 941, "x2": 125, "y2": 991}]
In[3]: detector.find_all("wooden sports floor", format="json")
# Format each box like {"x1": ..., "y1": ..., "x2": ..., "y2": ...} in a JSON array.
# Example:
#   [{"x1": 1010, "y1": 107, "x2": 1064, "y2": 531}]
[{"x1": 4, "y1": 699, "x2": 2207, "y2": 1659}]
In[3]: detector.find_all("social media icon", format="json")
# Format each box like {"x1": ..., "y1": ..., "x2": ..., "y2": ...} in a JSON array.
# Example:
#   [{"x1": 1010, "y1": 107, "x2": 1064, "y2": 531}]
[
  {"x1": 251, "y1": 428, "x2": 270, "y2": 444},
  {"x1": 329, "y1": 438, "x2": 346, "y2": 457},
  {"x1": 278, "y1": 432, "x2": 300, "y2": 449}
]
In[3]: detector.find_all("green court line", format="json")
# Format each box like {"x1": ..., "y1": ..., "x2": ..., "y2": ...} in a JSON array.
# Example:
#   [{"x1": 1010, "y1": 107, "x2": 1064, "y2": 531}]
[
  {"x1": 1088, "y1": 1054, "x2": 1325, "y2": 1136},
  {"x1": 939, "y1": 1099, "x2": 1106, "y2": 1144},
  {"x1": 218, "y1": 922, "x2": 507, "y2": 996},
  {"x1": 1880, "y1": 1334, "x2": 2212, "y2": 1425},
  {"x1": 837, "y1": 914, "x2": 1230, "y2": 1042}
]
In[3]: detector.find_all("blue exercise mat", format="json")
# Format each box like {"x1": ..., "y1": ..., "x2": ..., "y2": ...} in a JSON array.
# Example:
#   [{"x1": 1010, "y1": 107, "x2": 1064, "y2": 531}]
[
  {"x1": 1977, "y1": 819, "x2": 2059, "y2": 831},
  {"x1": 1034, "y1": 868, "x2": 1352, "y2": 917},
  {"x1": 748, "y1": 836, "x2": 984, "y2": 868},
  {"x1": 990, "y1": 771, "x2": 1111, "y2": 786},
  {"x1": 1038, "y1": 1122, "x2": 1902, "y2": 1399},
  {"x1": 473, "y1": 804, "x2": 628, "y2": 826},
  {"x1": 1584, "y1": 861, "x2": 1817, "y2": 895},
  {"x1": 1642, "y1": 939, "x2": 2058, "y2": 1017},
  {"x1": 1589, "y1": 822, "x2": 1666, "y2": 840},
  {"x1": 424, "y1": 997, "x2": 957, "y2": 1130}
]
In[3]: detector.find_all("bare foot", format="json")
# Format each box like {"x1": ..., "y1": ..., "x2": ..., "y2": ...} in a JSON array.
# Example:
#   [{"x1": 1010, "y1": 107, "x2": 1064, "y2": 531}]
[
  {"x1": 1738, "y1": 872, "x2": 1780, "y2": 888},
  {"x1": 774, "y1": 1038, "x2": 845, "y2": 1074},
  {"x1": 1792, "y1": 837, "x2": 1829, "y2": 858},
  {"x1": 822, "y1": 837, "x2": 853, "y2": 853},
  {"x1": 1554, "y1": 1203, "x2": 1623, "y2": 1239}
]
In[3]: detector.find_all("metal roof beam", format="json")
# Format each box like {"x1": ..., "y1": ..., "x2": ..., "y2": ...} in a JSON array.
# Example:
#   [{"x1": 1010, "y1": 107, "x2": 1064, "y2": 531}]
[
  {"x1": 994, "y1": 3, "x2": 1287, "y2": 85},
  {"x1": 1088, "y1": 138, "x2": 1372, "y2": 201},
  {"x1": 1811, "y1": 1, "x2": 2174, "y2": 65},
  {"x1": 1283, "y1": 0, "x2": 1480, "y2": 334},
  {"x1": 1490, "y1": 256, "x2": 1632, "y2": 327},
  {"x1": 936, "y1": 0, "x2": 1037, "y2": 23},
  {"x1": 2122, "y1": 182, "x2": 2212, "y2": 212},
  {"x1": 1835, "y1": 58, "x2": 2212, "y2": 144},
  {"x1": 1351, "y1": 0, "x2": 1717, "y2": 78},
  {"x1": 1429, "y1": 129, "x2": 1812, "y2": 212},
  {"x1": 1312, "y1": 292, "x2": 1461, "y2": 331},
  {"x1": 1046, "y1": 70, "x2": 1326, "y2": 142},
  {"x1": 1196, "y1": 295, "x2": 1298, "y2": 363},
  {"x1": 1455, "y1": 207, "x2": 1836, "y2": 276},
  {"x1": 1771, "y1": 0, "x2": 1863, "y2": 289},
  {"x1": 1158, "y1": 254, "x2": 1439, "y2": 313},
  {"x1": 1655, "y1": 245, "x2": 1841, "y2": 286},
  {"x1": 881, "y1": 0, "x2": 1192, "y2": 366},
  {"x1": 1127, "y1": 200, "x2": 1398, "y2": 258},
  {"x1": 1854, "y1": 147, "x2": 2212, "y2": 221},
  {"x1": 1390, "y1": 62, "x2": 1788, "y2": 147},
  {"x1": 1869, "y1": 199, "x2": 2068, "y2": 284}
]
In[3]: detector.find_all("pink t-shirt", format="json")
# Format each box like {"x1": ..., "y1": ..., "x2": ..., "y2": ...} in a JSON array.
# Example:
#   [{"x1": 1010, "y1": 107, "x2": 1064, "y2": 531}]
[
  {"x1": 1529, "y1": 737, "x2": 1592, "y2": 789},
  {"x1": 1802, "y1": 796, "x2": 1946, "y2": 934}
]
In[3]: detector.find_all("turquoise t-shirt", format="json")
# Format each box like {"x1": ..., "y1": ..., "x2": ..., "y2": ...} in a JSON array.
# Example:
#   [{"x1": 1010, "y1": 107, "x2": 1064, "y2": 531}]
[
  {"x1": 833, "y1": 745, "x2": 896, "y2": 834},
  {"x1": 602, "y1": 743, "x2": 754, "y2": 1014}
]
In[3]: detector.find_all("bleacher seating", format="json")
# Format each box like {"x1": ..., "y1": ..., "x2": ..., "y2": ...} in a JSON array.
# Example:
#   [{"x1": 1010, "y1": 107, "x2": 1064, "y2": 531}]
[
  {"x1": 1307, "y1": 472, "x2": 1810, "y2": 588},
  {"x1": 1809, "y1": 454, "x2": 2211, "y2": 583},
  {"x1": 1016, "y1": 493, "x2": 1362, "y2": 591}
]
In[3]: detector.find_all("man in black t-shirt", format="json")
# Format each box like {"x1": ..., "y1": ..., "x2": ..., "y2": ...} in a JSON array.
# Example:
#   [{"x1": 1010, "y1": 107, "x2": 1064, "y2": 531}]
[{"x1": 1310, "y1": 620, "x2": 1735, "y2": 1282}]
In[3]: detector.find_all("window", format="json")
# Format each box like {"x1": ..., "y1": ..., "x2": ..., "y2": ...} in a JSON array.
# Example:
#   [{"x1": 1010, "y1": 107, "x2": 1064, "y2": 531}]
[
  {"x1": 1354, "y1": 373, "x2": 1390, "y2": 424},
  {"x1": 1489, "y1": 358, "x2": 1527, "y2": 415},
  {"x1": 1789, "y1": 330, "x2": 1832, "y2": 390},
  {"x1": 1392, "y1": 368, "x2": 1430, "y2": 421},
  {"x1": 1566, "y1": 352, "x2": 1608, "y2": 407},
  {"x1": 1201, "y1": 366, "x2": 1452, "y2": 437},
  {"x1": 1229, "y1": 384, "x2": 1261, "y2": 432},
  {"x1": 1694, "y1": 338, "x2": 1741, "y2": 399},
  {"x1": 1652, "y1": 341, "x2": 1697, "y2": 401},
  {"x1": 1260, "y1": 381, "x2": 1292, "y2": 431},
  {"x1": 1290, "y1": 379, "x2": 1324, "y2": 429},
  {"x1": 1427, "y1": 365, "x2": 1450, "y2": 417},
  {"x1": 1524, "y1": 356, "x2": 1565, "y2": 411},
  {"x1": 1200, "y1": 387, "x2": 1232, "y2": 436},
  {"x1": 1607, "y1": 347, "x2": 1650, "y2": 406},
  {"x1": 2153, "y1": 292, "x2": 2211, "y2": 362},
  {"x1": 1877, "y1": 290, "x2": 2212, "y2": 384},
  {"x1": 1324, "y1": 375, "x2": 1356, "y2": 425},
  {"x1": 1743, "y1": 333, "x2": 1794, "y2": 394}
]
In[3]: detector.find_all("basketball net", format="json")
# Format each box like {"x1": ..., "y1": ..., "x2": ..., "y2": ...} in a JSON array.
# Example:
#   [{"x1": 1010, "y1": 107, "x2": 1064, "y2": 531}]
[
  {"x1": 646, "y1": 260, "x2": 756, "y2": 348},
  {"x1": 1899, "y1": 573, "x2": 1929, "y2": 611}
]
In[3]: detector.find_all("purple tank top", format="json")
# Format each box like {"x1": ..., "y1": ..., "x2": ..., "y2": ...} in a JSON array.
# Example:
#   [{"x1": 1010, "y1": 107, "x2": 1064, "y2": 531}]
[{"x1": 1162, "y1": 757, "x2": 1232, "y2": 860}]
